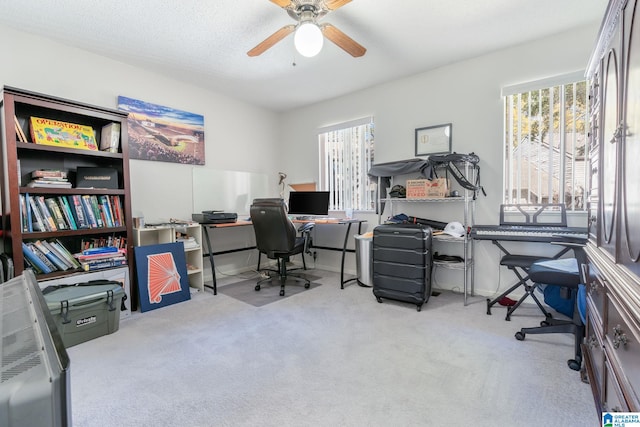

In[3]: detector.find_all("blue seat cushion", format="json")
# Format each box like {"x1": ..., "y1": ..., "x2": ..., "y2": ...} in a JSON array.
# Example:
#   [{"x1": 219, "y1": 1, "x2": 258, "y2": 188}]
[{"x1": 529, "y1": 258, "x2": 581, "y2": 287}]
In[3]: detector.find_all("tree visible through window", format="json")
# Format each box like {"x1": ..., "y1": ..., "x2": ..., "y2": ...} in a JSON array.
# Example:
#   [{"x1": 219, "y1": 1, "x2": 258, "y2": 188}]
[
  {"x1": 318, "y1": 117, "x2": 375, "y2": 211},
  {"x1": 504, "y1": 76, "x2": 588, "y2": 210}
]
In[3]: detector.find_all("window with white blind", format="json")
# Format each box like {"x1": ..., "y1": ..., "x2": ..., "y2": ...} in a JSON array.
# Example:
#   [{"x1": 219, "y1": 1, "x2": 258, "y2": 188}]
[
  {"x1": 503, "y1": 71, "x2": 588, "y2": 210},
  {"x1": 318, "y1": 117, "x2": 375, "y2": 212}
]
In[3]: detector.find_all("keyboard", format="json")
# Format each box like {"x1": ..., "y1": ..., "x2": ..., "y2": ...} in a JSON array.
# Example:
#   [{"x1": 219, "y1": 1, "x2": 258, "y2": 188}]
[{"x1": 471, "y1": 225, "x2": 588, "y2": 242}]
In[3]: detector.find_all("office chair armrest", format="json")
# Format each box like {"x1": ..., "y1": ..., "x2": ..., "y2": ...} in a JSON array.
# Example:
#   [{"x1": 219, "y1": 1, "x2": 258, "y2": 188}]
[
  {"x1": 298, "y1": 222, "x2": 315, "y2": 234},
  {"x1": 298, "y1": 222, "x2": 315, "y2": 254}
]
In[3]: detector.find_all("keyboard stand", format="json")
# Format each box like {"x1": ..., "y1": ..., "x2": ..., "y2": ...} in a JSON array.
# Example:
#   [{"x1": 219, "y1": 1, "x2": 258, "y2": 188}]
[{"x1": 485, "y1": 239, "x2": 571, "y2": 321}]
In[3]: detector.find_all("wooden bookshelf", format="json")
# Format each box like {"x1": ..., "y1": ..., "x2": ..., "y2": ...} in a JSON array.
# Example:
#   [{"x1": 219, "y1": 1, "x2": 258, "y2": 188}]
[{"x1": 0, "y1": 86, "x2": 137, "y2": 309}]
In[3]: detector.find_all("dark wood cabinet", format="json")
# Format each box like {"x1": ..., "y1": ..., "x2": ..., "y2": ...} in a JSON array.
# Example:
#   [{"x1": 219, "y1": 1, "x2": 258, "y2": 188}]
[
  {"x1": 0, "y1": 86, "x2": 136, "y2": 307},
  {"x1": 585, "y1": 0, "x2": 640, "y2": 413}
]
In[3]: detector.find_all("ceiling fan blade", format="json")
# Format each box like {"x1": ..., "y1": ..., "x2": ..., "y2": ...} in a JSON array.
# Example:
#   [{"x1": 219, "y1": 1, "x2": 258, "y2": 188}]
[
  {"x1": 320, "y1": 23, "x2": 366, "y2": 57},
  {"x1": 247, "y1": 25, "x2": 296, "y2": 57},
  {"x1": 324, "y1": 0, "x2": 352, "y2": 10},
  {"x1": 270, "y1": 0, "x2": 293, "y2": 7}
]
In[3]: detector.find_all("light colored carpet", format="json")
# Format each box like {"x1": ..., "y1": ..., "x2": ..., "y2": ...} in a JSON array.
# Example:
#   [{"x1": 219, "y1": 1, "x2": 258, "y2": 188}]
[
  {"x1": 68, "y1": 270, "x2": 598, "y2": 427},
  {"x1": 219, "y1": 274, "x2": 321, "y2": 307}
]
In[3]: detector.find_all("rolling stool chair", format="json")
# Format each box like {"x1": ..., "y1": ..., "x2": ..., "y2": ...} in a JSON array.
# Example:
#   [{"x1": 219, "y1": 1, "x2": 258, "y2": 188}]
[
  {"x1": 486, "y1": 254, "x2": 554, "y2": 321},
  {"x1": 514, "y1": 240, "x2": 587, "y2": 371}
]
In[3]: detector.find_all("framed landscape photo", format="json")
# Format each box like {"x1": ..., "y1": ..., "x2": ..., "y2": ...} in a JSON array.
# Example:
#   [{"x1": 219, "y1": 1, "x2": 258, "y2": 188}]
[{"x1": 415, "y1": 123, "x2": 452, "y2": 156}]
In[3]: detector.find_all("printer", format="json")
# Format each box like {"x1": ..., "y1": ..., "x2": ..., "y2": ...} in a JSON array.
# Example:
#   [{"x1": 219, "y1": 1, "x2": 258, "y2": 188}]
[{"x1": 192, "y1": 211, "x2": 238, "y2": 224}]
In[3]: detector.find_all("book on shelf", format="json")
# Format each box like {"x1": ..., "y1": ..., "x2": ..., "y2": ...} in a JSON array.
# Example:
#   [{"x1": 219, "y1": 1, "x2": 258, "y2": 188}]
[
  {"x1": 14, "y1": 115, "x2": 28, "y2": 143},
  {"x1": 45, "y1": 197, "x2": 68, "y2": 230},
  {"x1": 22, "y1": 242, "x2": 52, "y2": 274},
  {"x1": 68, "y1": 195, "x2": 89, "y2": 229},
  {"x1": 25, "y1": 242, "x2": 56, "y2": 273},
  {"x1": 35, "y1": 196, "x2": 57, "y2": 231},
  {"x1": 99, "y1": 195, "x2": 115, "y2": 227},
  {"x1": 42, "y1": 240, "x2": 75, "y2": 270},
  {"x1": 57, "y1": 196, "x2": 78, "y2": 230},
  {"x1": 88, "y1": 195, "x2": 105, "y2": 228},
  {"x1": 29, "y1": 116, "x2": 98, "y2": 151},
  {"x1": 52, "y1": 239, "x2": 82, "y2": 269},
  {"x1": 81, "y1": 195, "x2": 99, "y2": 228},
  {"x1": 100, "y1": 123, "x2": 120, "y2": 153},
  {"x1": 19, "y1": 194, "x2": 29, "y2": 232},
  {"x1": 111, "y1": 195, "x2": 124, "y2": 226},
  {"x1": 81, "y1": 257, "x2": 127, "y2": 272},
  {"x1": 26, "y1": 179, "x2": 73, "y2": 189},
  {"x1": 81, "y1": 246, "x2": 119, "y2": 256},
  {"x1": 15, "y1": 121, "x2": 25, "y2": 142},
  {"x1": 33, "y1": 240, "x2": 71, "y2": 271},
  {"x1": 26, "y1": 194, "x2": 46, "y2": 232},
  {"x1": 81, "y1": 236, "x2": 126, "y2": 251},
  {"x1": 31, "y1": 169, "x2": 68, "y2": 179}
]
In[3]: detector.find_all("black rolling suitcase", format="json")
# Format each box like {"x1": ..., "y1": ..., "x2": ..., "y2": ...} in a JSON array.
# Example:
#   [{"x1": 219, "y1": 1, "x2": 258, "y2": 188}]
[{"x1": 372, "y1": 223, "x2": 433, "y2": 311}]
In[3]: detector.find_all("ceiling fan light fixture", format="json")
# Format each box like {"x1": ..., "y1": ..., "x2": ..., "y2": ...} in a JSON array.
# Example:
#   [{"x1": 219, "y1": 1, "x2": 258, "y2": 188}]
[{"x1": 294, "y1": 22, "x2": 323, "y2": 57}]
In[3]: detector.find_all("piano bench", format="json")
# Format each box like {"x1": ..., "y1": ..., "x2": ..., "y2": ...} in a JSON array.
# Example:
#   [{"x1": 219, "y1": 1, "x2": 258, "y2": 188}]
[
  {"x1": 488, "y1": 255, "x2": 554, "y2": 321},
  {"x1": 500, "y1": 254, "x2": 551, "y2": 269}
]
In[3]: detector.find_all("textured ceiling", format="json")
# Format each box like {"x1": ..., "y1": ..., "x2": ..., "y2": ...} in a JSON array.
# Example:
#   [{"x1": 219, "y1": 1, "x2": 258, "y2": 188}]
[{"x1": 0, "y1": 0, "x2": 606, "y2": 112}]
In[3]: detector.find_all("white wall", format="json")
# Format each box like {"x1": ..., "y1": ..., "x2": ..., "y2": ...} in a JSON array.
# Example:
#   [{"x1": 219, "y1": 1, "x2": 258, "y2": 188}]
[
  {"x1": 0, "y1": 25, "x2": 280, "y2": 224},
  {"x1": 278, "y1": 23, "x2": 599, "y2": 297}
]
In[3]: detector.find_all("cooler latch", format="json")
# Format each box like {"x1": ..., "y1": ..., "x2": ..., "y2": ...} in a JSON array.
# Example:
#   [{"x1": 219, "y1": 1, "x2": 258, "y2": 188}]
[
  {"x1": 59, "y1": 300, "x2": 70, "y2": 324},
  {"x1": 106, "y1": 289, "x2": 115, "y2": 312}
]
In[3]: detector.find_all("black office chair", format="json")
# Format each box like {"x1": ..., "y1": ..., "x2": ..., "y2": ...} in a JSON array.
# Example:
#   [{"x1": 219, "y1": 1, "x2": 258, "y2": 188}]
[
  {"x1": 514, "y1": 238, "x2": 587, "y2": 371},
  {"x1": 250, "y1": 198, "x2": 312, "y2": 296}
]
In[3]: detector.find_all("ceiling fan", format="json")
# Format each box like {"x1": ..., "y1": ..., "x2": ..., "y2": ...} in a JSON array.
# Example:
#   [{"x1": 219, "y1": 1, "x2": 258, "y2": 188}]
[{"x1": 247, "y1": 0, "x2": 366, "y2": 58}]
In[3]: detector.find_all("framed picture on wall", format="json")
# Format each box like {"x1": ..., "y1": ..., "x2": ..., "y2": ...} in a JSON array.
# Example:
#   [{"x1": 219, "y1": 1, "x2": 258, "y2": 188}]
[{"x1": 415, "y1": 123, "x2": 452, "y2": 156}]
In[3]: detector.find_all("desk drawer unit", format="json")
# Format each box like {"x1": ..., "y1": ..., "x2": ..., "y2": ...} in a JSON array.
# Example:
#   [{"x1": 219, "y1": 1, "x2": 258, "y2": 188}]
[
  {"x1": 604, "y1": 358, "x2": 629, "y2": 412},
  {"x1": 586, "y1": 262, "x2": 607, "y2": 335},
  {"x1": 605, "y1": 294, "x2": 640, "y2": 411},
  {"x1": 584, "y1": 299, "x2": 605, "y2": 410},
  {"x1": 372, "y1": 224, "x2": 432, "y2": 311}
]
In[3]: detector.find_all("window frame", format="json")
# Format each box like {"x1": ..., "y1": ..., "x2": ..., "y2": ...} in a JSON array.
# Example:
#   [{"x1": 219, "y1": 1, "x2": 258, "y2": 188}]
[
  {"x1": 502, "y1": 71, "x2": 588, "y2": 211},
  {"x1": 318, "y1": 116, "x2": 375, "y2": 212}
]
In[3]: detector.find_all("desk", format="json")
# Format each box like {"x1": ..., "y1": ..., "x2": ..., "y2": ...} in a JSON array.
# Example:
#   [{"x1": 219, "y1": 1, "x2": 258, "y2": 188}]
[
  {"x1": 293, "y1": 218, "x2": 366, "y2": 288},
  {"x1": 201, "y1": 219, "x2": 366, "y2": 294},
  {"x1": 201, "y1": 220, "x2": 254, "y2": 295}
]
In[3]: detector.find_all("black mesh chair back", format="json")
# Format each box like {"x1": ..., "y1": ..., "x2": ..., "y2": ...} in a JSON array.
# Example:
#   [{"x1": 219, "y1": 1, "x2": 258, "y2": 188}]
[{"x1": 249, "y1": 198, "x2": 310, "y2": 296}]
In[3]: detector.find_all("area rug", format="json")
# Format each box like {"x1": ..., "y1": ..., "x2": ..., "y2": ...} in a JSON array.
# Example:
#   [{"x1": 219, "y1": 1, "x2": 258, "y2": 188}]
[{"x1": 219, "y1": 274, "x2": 321, "y2": 307}]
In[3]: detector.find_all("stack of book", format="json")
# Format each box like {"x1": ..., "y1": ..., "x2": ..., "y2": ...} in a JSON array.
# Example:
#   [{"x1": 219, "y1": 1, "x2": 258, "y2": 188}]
[
  {"x1": 20, "y1": 193, "x2": 125, "y2": 232},
  {"x1": 21, "y1": 239, "x2": 82, "y2": 274},
  {"x1": 26, "y1": 169, "x2": 72, "y2": 189},
  {"x1": 74, "y1": 246, "x2": 127, "y2": 272}
]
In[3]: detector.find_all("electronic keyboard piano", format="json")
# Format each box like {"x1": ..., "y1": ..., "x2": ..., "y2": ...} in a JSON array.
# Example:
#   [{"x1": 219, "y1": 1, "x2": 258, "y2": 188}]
[
  {"x1": 471, "y1": 204, "x2": 588, "y2": 243},
  {"x1": 470, "y1": 224, "x2": 588, "y2": 242}
]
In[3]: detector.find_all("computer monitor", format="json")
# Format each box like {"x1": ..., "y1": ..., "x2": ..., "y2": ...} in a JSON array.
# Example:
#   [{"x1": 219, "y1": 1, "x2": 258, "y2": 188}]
[{"x1": 288, "y1": 191, "x2": 330, "y2": 216}]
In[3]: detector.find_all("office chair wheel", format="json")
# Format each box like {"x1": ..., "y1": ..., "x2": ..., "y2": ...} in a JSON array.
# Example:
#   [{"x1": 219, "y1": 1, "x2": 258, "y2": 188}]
[
  {"x1": 416, "y1": 304, "x2": 422, "y2": 312},
  {"x1": 255, "y1": 285, "x2": 261, "y2": 291},
  {"x1": 376, "y1": 297, "x2": 383, "y2": 303},
  {"x1": 567, "y1": 359, "x2": 581, "y2": 371},
  {"x1": 304, "y1": 282, "x2": 310, "y2": 289},
  {"x1": 279, "y1": 289, "x2": 285, "y2": 296},
  {"x1": 515, "y1": 331, "x2": 525, "y2": 341}
]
